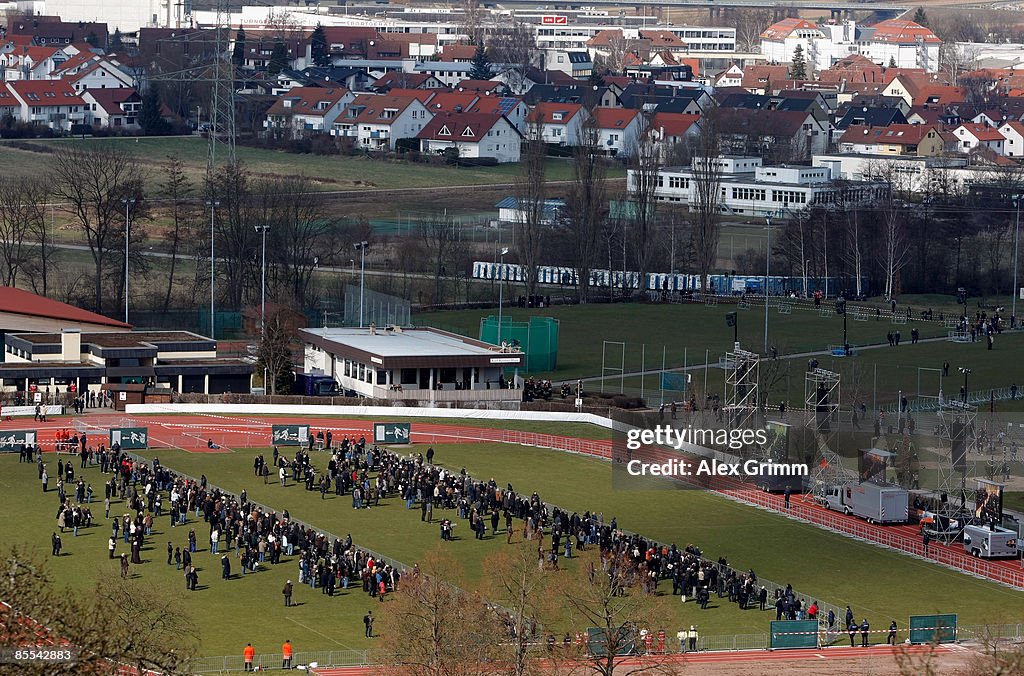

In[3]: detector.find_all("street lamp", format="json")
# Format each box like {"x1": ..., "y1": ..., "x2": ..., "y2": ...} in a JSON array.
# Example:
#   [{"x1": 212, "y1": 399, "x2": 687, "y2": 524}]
[
  {"x1": 764, "y1": 215, "x2": 771, "y2": 354},
  {"x1": 354, "y1": 241, "x2": 369, "y2": 328},
  {"x1": 1013, "y1": 195, "x2": 1021, "y2": 325},
  {"x1": 205, "y1": 199, "x2": 220, "y2": 339},
  {"x1": 121, "y1": 197, "x2": 136, "y2": 324},
  {"x1": 498, "y1": 247, "x2": 509, "y2": 347},
  {"x1": 960, "y1": 367, "x2": 972, "y2": 403},
  {"x1": 255, "y1": 224, "x2": 270, "y2": 392},
  {"x1": 803, "y1": 258, "x2": 810, "y2": 298}
]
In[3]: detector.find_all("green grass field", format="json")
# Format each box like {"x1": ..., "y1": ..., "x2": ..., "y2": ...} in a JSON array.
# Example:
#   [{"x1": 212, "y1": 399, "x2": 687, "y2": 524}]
[
  {"x1": 7, "y1": 435, "x2": 1021, "y2": 658},
  {"x1": 0, "y1": 137, "x2": 623, "y2": 193},
  {"x1": 131, "y1": 444, "x2": 1022, "y2": 639}
]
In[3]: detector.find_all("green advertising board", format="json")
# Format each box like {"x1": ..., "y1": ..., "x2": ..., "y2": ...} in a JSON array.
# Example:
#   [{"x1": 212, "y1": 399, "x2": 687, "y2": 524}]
[
  {"x1": 110, "y1": 427, "x2": 149, "y2": 450},
  {"x1": 0, "y1": 429, "x2": 36, "y2": 450},
  {"x1": 586, "y1": 627, "x2": 635, "y2": 657},
  {"x1": 271, "y1": 425, "x2": 309, "y2": 446},
  {"x1": 374, "y1": 423, "x2": 411, "y2": 445},
  {"x1": 770, "y1": 620, "x2": 818, "y2": 650},
  {"x1": 909, "y1": 614, "x2": 957, "y2": 644}
]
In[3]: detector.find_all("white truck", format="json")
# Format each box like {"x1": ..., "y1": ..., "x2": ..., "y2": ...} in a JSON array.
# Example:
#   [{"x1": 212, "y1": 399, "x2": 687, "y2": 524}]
[
  {"x1": 963, "y1": 524, "x2": 1018, "y2": 559},
  {"x1": 818, "y1": 481, "x2": 909, "y2": 524}
]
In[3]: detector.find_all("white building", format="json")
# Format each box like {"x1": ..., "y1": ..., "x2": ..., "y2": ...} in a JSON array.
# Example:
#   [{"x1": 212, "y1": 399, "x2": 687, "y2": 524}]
[
  {"x1": 299, "y1": 326, "x2": 523, "y2": 405},
  {"x1": 760, "y1": 18, "x2": 941, "y2": 73},
  {"x1": 999, "y1": 121, "x2": 1024, "y2": 158},
  {"x1": 636, "y1": 155, "x2": 889, "y2": 217},
  {"x1": 953, "y1": 123, "x2": 1006, "y2": 155},
  {"x1": 331, "y1": 93, "x2": 432, "y2": 150},
  {"x1": 417, "y1": 112, "x2": 522, "y2": 163},
  {"x1": 43, "y1": 0, "x2": 177, "y2": 33},
  {"x1": 264, "y1": 86, "x2": 354, "y2": 137}
]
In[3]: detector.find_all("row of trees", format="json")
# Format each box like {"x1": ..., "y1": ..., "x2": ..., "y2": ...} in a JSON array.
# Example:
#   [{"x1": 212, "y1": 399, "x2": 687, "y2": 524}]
[{"x1": 0, "y1": 145, "x2": 363, "y2": 316}]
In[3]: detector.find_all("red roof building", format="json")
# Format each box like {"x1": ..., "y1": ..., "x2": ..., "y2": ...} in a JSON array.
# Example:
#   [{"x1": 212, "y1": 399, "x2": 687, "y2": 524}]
[{"x1": 0, "y1": 286, "x2": 131, "y2": 332}]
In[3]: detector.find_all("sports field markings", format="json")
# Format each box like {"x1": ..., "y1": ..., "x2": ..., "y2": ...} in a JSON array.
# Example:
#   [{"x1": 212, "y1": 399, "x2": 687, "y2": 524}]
[{"x1": 286, "y1": 616, "x2": 361, "y2": 651}]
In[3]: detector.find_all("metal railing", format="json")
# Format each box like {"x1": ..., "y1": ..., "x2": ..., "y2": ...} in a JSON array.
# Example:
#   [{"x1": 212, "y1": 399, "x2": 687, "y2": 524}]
[{"x1": 882, "y1": 387, "x2": 1019, "y2": 414}]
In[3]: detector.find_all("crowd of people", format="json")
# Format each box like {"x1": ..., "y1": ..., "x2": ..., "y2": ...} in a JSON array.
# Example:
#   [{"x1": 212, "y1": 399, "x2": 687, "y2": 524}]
[{"x1": 23, "y1": 425, "x2": 904, "y2": 658}]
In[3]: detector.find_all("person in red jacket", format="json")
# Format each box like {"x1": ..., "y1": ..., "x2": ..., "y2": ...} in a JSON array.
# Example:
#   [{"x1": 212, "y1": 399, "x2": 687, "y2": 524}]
[
  {"x1": 282, "y1": 640, "x2": 293, "y2": 669},
  {"x1": 243, "y1": 643, "x2": 255, "y2": 672}
]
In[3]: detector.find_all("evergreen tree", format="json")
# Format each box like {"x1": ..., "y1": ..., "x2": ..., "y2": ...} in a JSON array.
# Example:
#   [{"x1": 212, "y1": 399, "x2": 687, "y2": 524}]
[
  {"x1": 111, "y1": 28, "x2": 124, "y2": 51},
  {"x1": 790, "y1": 45, "x2": 807, "y2": 80},
  {"x1": 232, "y1": 28, "x2": 246, "y2": 68},
  {"x1": 311, "y1": 24, "x2": 329, "y2": 68},
  {"x1": 85, "y1": 31, "x2": 99, "y2": 48},
  {"x1": 468, "y1": 43, "x2": 491, "y2": 80},
  {"x1": 913, "y1": 7, "x2": 928, "y2": 26},
  {"x1": 888, "y1": 55, "x2": 897, "y2": 68},
  {"x1": 138, "y1": 84, "x2": 170, "y2": 135},
  {"x1": 268, "y1": 38, "x2": 288, "y2": 76}
]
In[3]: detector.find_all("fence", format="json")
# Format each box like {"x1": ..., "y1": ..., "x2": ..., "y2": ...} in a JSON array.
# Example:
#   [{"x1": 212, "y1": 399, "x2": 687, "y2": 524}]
[{"x1": 882, "y1": 387, "x2": 1019, "y2": 414}]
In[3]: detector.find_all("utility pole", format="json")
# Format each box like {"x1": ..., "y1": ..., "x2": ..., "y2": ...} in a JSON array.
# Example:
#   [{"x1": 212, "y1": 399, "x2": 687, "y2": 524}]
[
  {"x1": 764, "y1": 215, "x2": 771, "y2": 353},
  {"x1": 121, "y1": 197, "x2": 135, "y2": 324},
  {"x1": 355, "y1": 240, "x2": 369, "y2": 327},
  {"x1": 1013, "y1": 194, "x2": 1021, "y2": 323},
  {"x1": 205, "y1": 199, "x2": 220, "y2": 338},
  {"x1": 498, "y1": 247, "x2": 509, "y2": 346}
]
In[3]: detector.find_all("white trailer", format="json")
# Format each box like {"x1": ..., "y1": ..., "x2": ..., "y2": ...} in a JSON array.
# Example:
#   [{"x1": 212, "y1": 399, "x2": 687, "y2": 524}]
[
  {"x1": 963, "y1": 524, "x2": 1018, "y2": 559},
  {"x1": 817, "y1": 481, "x2": 909, "y2": 524}
]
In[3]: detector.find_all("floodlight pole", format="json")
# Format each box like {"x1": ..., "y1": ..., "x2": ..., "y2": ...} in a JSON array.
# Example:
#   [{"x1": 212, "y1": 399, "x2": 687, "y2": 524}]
[
  {"x1": 355, "y1": 241, "x2": 369, "y2": 327},
  {"x1": 498, "y1": 247, "x2": 509, "y2": 346},
  {"x1": 1013, "y1": 195, "x2": 1020, "y2": 322},
  {"x1": 206, "y1": 199, "x2": 220, "y2": 339},
  {"x1": 764, "y1": 215, "x2": 771, "y2": 354}
]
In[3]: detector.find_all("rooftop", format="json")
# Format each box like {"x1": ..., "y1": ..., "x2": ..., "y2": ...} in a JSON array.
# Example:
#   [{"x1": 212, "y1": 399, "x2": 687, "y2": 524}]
[
  {"x1": 13, "y1": 331, "x2": 209, "y2": 347},
  {"x1": 0, "y1": 287, "x2": 130, "y2": 329},
  {"x1": 301, "y1": 327, "x2": 507, "y2": 358}
]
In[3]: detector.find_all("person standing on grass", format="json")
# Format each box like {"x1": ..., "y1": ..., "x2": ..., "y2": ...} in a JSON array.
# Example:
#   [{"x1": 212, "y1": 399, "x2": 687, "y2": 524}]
[
  {"x1": 861, "y1": 618, "x2": 870, "y2": 646},
  {"x1": 283, "y1": 580, "x2": 293, "y2": 607},
  {"x1": 282, "y1": 641, "x2": 293, "y2": 669},
  {"x1": 243, "y1": 643, "x2": 255, "y2": 672},
  {"x1": 364, "y1": 611, "x2": 374, "y2": 638}
]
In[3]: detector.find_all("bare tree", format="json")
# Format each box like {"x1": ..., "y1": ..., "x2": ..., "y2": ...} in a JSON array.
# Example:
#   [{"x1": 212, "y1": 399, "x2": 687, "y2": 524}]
[
  {"x1": 515, "y1": 118, "x2": 547, "y2": 303},
  {"x1": 378, "y1": 548, "x2": 501, "y2": 676},
  {"x1": 628, "y1": 117, "x2": 661, "y2": 299},
  {"x1": 0, "y1": 546, "x2": 198, "y2": 675},
  {"x1": 160, "y1": 155, "x2": 197, "y2": 313},
  {"x1": 421, "y1": 213, "x2": 462, "y2": 304},
  {"x1": 565, "y1": 112, "x2": 608, "y2": 303},
  {"x1": 597, "y1": 31, "x2": 634, "y2": 75},
  {"x1": 690, "y1": 109, "x2": 723, "y2": 290},
  {"x1": 208, "y1": 161, "x2": 257, "y2": 309},
  {"x1": 558, "y1": 555, "x2": 674, "y2": 676},
  {"x1": 490, "y1": 20, "x2": 537, "y2": 94},
  {"x1": 459, "y1": 0, "x2": 488, "y2": 47},
  {"x1": 481, "y1": 542, "x2": 551, "y2": 676},
  {"x1": 727, "y1": 8, "x2": 773, "y2": 53},
  {"x1": 50, "y1": 145, "x2": 144, "y2": 312},
  {"x1": 0, "y1": 176, "x2": 48, "y2": 287},
  {"x1": 254, "y1": 304, "x2": 302, "y2": 394}
]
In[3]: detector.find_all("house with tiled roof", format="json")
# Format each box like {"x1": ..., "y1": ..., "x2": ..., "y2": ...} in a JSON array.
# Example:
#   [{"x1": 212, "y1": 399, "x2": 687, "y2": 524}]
[
  {"x1": 759, "y1": 18, "x2": 851, "y2": 73},
  {"x1": 65, "y1": 59, "x2": 134, "y2": 93},
  {"x1": 5, "y1": 79, "x2": 87, "y2": 132},
  {"x1": 417, "y1": 111, "x2": 522, "y2": 163},
  {"x1": 332, "y1": 93, "x2": 433, "y2": 150},
  {"x1": 527, "y1": 101, "x2": 587, "y2": 146},
  {"x1": 591, "y1": 107, "x2": 642, "y2": 157},
  {"x1": 714, "y1": 65, "x2": 745, "y2": 88},
  {"x1": 0, "y1": 45, "x2": 59, "y2": 81},
  {"x1": 455, "y1": 79, "x2": 505, "y2": 95},
  {"x1": 740, "y1": 65, "x2": 790, "y2": 95},
  {"x1": 420, "y1": 90, "x2": 481, "y2": 115},
  {"x1": 838, "y1": 124, "x2": 942, "y2": 156},
  {"x1": 859, "y1": 19, "x2": 940, "y2": 71},
  {"x1": 81, "y1": 88, "x2": 141, "y2": 129},
  {"x1": 264, "y1": 86, "x2": 354, "y2": 137},
  {"x1": 998, "y1": 121, "x2": 1024, "y2": 157},
  {"x1": 438, "y1": 44, "x2": 477, "y2": 62},
  {"x1": 370, "y1": 71, "x2": 445, "y2": 92},
  {"x1": 716, "y1": 108, "x2": 829, "y2": 161},
  {"x1": 953, "y1": 122, "x2": 1006, "y2": 155},
  {"x1": 646, "y1": 112, "x2": 700, "y2": 160},
  {"x1": 474, "y1": 95, "x2": 530, "y2": 133}
]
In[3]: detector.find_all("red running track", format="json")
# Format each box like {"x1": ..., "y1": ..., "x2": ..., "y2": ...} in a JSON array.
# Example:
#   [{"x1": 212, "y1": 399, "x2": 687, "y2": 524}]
[
  {"x1": 310, "y1": 643, "x2": 960, "y2": 674},
  {"x1": 6, "y1": 412, "x2": 1022, "y2": 588}
]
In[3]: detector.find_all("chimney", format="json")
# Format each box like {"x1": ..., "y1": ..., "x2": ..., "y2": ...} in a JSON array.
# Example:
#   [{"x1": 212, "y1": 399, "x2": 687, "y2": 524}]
[{"x1": 61, "y1": 329, "x2": 81, "y2": 362}]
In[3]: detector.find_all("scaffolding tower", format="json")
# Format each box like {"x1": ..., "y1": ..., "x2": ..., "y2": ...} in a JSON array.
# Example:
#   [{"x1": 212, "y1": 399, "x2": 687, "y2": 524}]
[
  {"x1": 804, "y1": 368, "x2": 847, "y2": 496},
  {"x1": 930, "y1": 401, "x2": 978, "y2": 540},
  {"x1": 723, "y1": 344, "x2": 760, "y2": 434}
]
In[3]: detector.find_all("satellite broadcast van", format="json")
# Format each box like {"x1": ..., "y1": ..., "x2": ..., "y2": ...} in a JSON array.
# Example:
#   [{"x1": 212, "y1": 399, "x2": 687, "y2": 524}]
[
  {"x1": 963, "y1": 524, "x2": 1018, "y2": 558},
  {"x1": 818, "y1": 481, "x2": 909, "y2": 524}
]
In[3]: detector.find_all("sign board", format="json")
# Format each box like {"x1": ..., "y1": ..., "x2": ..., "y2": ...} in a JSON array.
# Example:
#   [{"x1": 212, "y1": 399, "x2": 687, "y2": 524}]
[
  {"x1": 909, "y1": 614, "x2": 957, "y2": 644},
  {"x1": 586, "y1": 627, "x2": 635, "y2": 656},
  {"x1": 770, "y1": 620, "x2": 818, "y2": 650},
  {"x1": 541, "y1": 15, "x2": 568, "y2": 24},
  {"x1": 33, "y1": 392, "x2": 41, "y2": 403},
  {"x1": 660, "y1": 372, "x2": 689, "y2": 392},
  {"x1": 374, "y1": 422, "x2": 411, "y2": 445},
  {"x1": 110, "y1": 427, "x2": 148, "y2": 450},
  {"x1": 0, "y1": 429, "x2": 36, "y2": 450},
  {"x1": 271, "y1": 424, "x2": 310, "y2": 446}
]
